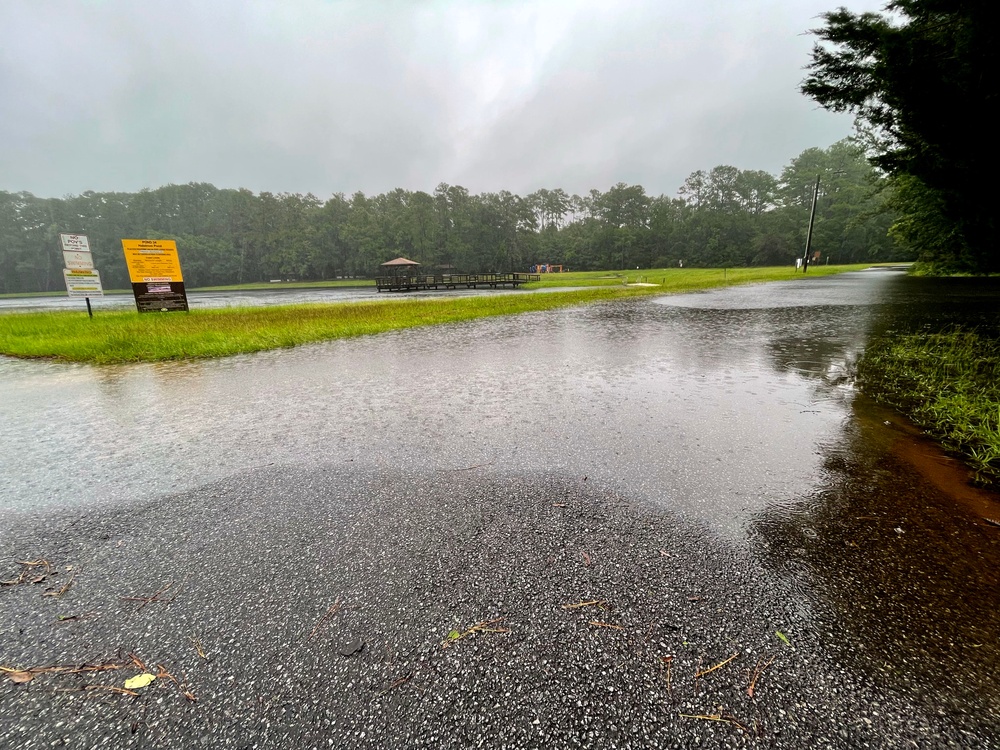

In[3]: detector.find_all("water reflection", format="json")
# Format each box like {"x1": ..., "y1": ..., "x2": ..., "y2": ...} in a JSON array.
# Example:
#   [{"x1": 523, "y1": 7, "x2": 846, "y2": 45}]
[
  {"x1": 5, "y1": 269, "x2": 991, "y2": 540},
  {"x1": 749, "y1": 274, "x2": 1000, "y2": 726},
  {"x1": 3, "y1": 274, "x2": 891, "y2": 523},
  {"x1": 4, "y1": 267, "x2": 998, "y2": 731},
  {"x1": 0, "y1": 284, "x2": 566, "y2": 313},
  {"x1": 750, "y1": 395, "x2": 1000, "y2": 724},
  {"x1": 765, "y1": 332, "x2": 861, "y2": 386}
]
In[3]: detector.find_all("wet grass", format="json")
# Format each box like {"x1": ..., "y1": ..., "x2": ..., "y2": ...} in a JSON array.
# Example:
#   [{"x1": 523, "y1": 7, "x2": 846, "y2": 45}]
[
  {"x1": 0, "y1": 264, "x2": 868, "y2": 365},
  {"x1": 193, "y1": 264, "x2": 872, "y2": 291},
  {"x1": 0, "y1": 287, "x2": 659, "y2": 364},
  {"x1": 857, "y1": 327, "x2": 1000, "y2": 486},
  {"x1": 523, "y1": 264, "x2": 871, "y2": 288}
]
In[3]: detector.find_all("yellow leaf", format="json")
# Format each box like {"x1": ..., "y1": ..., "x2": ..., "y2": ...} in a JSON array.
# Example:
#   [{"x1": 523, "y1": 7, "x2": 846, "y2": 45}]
[{"x1": 124, "y1": 673, "x2": 156, "y2": 690}]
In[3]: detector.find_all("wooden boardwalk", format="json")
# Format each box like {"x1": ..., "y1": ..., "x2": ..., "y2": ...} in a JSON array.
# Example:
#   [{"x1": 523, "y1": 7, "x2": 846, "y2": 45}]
[{"x1": 375, "y1": 273, "x2": 540, "y2": 292}]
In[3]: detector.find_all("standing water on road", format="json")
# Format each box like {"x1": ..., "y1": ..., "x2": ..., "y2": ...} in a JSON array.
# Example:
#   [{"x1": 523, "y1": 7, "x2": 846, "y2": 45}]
[
  {"x1": 1, "y1": 268, "x2": 997, "y2": 746},
  {"x1": 1, "y1": 271, "x2": 893, "y2": 521}
]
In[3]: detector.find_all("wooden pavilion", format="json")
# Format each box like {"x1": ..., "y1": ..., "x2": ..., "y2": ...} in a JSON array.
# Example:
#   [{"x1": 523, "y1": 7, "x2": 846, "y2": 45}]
[{"x1": 375, "y1": 256, "x2": 539, "y2": 292}]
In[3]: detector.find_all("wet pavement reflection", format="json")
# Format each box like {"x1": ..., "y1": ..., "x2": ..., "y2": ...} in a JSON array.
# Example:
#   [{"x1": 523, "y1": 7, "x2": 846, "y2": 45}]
[
  {"x1": 2, "y1": 268, "x2": 998, "y2": 728},
  {"x1": 751, "y1": 393, "x2": 1000, "y2": 720},
  {"x1": 1, "y1": 279, "x2": 872, "y2": 523},
  {"x1": 746, "y1": 273, "x2": 1000, "y2": 723}
]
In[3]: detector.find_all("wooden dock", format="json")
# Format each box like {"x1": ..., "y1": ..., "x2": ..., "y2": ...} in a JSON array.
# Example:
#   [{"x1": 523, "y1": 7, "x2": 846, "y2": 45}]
[{"x1": 375, "y1": 273, "x2": 540, "y2": 292}]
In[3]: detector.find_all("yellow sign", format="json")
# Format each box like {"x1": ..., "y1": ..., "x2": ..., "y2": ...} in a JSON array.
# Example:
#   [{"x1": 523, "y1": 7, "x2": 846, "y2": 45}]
[{"x1": 121, "y1": 239, "x2": 184, "y2": 283}]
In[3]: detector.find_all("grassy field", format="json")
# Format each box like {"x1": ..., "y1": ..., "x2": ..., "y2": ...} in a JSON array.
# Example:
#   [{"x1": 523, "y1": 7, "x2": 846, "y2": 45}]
[
  {"x1": 523, "y1": 265, "x2": 859, "y2": 289},
  {"x1": 192, "y1": 265, "x2": 863, "y2": 292},
  {"x1": 858, "y1": 327, "x2": 1000, "y2": 487},
  {"x1": 0, "y1": 264, "x2": 871, "y2": 364}
]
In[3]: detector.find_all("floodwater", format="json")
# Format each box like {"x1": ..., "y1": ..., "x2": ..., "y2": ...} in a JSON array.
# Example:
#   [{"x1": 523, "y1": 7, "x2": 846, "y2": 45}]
[
  {"x1": 0, "y1": 272, "x2": 889, "y2": 519},
  {"x1": 2, "y1": 268, "x2": 999, "y2": 730},
  {"x1": 3, "y1": 270, "x2": 1000, "y2": 528},
  {"x1": 7, "y1": 269, "x2": 997, "y2": 524},
  {"x1": 0, "y1": 283, "x2": 573, "y2": 313}
]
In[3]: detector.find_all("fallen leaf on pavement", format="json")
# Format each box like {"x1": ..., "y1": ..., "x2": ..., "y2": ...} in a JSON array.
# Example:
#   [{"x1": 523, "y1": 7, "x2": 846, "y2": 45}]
[{"x1": 123, "y1": 673, "x2": 156, "y2": 690}]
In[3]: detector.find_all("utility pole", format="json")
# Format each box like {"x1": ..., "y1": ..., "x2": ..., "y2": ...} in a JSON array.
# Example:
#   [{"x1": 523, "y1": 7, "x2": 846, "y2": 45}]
[{"x1": 802, "y1": 174, "x2": 821, "y2": 273}]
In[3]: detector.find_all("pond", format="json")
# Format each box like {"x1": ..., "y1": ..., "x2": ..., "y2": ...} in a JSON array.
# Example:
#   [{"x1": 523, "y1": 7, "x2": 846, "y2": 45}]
[{"x1": 0, "y1": 283, "x2": 573, "y2": 313}]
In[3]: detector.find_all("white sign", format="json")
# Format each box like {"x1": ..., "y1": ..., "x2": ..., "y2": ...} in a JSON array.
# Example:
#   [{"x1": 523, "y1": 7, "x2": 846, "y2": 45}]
[
  {"x1": 63, "y1": 269, "x2": 104, "y2": 297},
  {"x1": 59, "y1": 233, "x2": 91, "y2": 253},
  {"x1": 63, "y1": 250, "x2": 95, "y2": 270}
]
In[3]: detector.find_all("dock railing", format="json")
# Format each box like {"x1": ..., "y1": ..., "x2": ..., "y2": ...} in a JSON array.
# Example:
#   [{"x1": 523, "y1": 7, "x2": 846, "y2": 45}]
[{"x1": 375, "y1": 272, "x2": 540, "y2": 292}]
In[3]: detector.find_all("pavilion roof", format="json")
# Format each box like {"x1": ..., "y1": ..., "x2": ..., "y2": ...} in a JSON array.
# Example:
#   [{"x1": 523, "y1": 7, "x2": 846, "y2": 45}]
[{"x1": 380, "y1": 257, "x2": 421, "y2": 266}]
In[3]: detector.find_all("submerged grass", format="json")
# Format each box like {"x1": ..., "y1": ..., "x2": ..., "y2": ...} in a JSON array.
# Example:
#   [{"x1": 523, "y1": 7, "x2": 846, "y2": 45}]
[
  {"x1": 857, "y1": 327, "x2": 1000, "y2": 487},
  {"x1": 0, "y1": 264, "x2": 869, "y2": 365}
]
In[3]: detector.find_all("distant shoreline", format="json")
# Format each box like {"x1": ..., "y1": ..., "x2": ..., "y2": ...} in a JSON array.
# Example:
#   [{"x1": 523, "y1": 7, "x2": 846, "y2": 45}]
[{"x1": 0, "y1": 265, "x2": 869, "y2": 364}]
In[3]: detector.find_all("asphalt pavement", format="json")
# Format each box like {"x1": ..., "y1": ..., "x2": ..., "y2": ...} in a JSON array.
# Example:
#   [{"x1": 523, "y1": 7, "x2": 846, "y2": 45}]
[{"x1": 1, "y1": 465, "x2": 993, "y2": 749}]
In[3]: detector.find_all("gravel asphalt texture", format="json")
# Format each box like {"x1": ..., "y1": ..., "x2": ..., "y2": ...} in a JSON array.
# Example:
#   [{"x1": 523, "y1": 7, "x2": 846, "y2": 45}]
[{"x1": 1, "y1": 466, "x2": 995, "y2": 749}]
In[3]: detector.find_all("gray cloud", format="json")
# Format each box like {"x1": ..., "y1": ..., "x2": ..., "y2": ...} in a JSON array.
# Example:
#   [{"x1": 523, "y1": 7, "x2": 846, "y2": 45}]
[{"x1": 0, "y1": 0, "x2": 883, "y2": 199}]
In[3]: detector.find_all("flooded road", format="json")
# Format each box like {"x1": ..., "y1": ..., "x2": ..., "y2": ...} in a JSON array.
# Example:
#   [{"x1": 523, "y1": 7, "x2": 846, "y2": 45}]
[
  {"x1": 1, "y1": 269, "x2": 998, "y2": 748},
  {"x1": 0, "y1": 272, "x2": 888, "y2": 520}
]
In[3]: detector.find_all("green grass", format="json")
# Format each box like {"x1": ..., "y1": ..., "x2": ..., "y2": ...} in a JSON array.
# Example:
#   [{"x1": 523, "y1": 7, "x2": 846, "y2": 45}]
[
  {"x1": 523, "y1": 264, "x2": 871, "y2": 289},
  {"x1": 193, "y1": 264, "x2": 871, "y2": 292},
  {"x1": 0, "y1": 263, "x2": 879, "y2": 297},
  {"x1": 0, "y1": 287, "x2": 651, "y2": 363},
  {"x1": 857, "y1": 327, "x2": 1000, "y2": 486},
  {"x1": 0, "y1": 264, "x2": 869, "y2": 365}
]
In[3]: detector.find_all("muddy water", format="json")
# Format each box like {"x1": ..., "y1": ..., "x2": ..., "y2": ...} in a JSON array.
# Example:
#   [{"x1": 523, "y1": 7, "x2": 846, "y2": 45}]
[{"x1": 2, "y1": 268, "x2": 999, "y2": 719}]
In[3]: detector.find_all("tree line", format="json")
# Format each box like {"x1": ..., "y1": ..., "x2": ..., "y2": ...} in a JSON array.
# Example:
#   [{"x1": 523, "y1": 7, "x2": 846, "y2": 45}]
[
  {"x1": 0, "y1": 140, "x2": 906, "y2": 294},
  {"x1": 803, "y1": 1, "x2": 994, "y2": 274}
]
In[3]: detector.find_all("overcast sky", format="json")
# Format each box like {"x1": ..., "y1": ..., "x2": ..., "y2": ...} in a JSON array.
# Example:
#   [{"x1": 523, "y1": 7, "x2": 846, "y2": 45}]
[{"x1": 0, "y1": 0, "x2": 885, "y2": 200}]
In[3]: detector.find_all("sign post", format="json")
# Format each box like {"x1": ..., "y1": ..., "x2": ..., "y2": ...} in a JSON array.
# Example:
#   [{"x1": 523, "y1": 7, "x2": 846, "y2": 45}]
[
  {"x1": 59, "y1": 234, "x2": 102, "y2": 317},
  {"x1": 121, "y1": 239, "x2": 189, "y2": 312}
]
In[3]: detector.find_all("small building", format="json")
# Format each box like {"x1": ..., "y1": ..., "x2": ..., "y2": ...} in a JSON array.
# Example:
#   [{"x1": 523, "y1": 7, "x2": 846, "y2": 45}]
[
  {"x1": 375, "y1": 256, "x2": 539, "y2": 292},
  {"x1": 380, "y1": 257, "x2": 422, "y2": 278}
]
